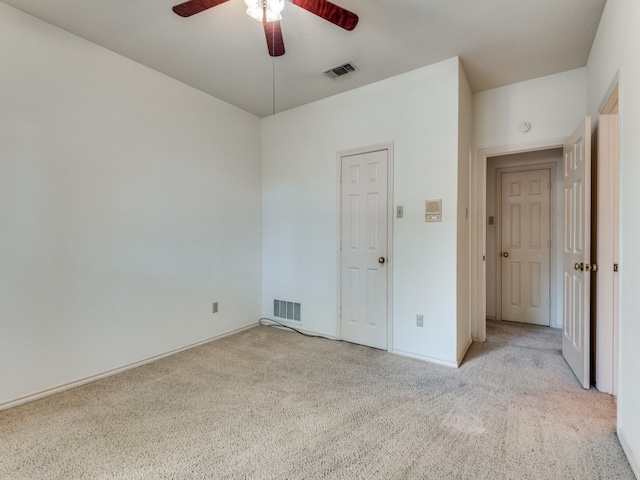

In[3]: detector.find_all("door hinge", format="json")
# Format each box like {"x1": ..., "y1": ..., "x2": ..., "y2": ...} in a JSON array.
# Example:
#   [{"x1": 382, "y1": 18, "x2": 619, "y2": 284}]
[{"x1": 614, "y1": 263, "x2": 619, "y2": 272}]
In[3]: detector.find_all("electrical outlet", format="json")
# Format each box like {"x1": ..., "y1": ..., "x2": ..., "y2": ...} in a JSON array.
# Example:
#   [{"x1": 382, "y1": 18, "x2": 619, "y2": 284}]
[
  {"x1": 212, "y1": 302, "x2": 219, "y2": 314},
  {"x1": 416, "y1": 314, "x2": 423, "y2": 327}
]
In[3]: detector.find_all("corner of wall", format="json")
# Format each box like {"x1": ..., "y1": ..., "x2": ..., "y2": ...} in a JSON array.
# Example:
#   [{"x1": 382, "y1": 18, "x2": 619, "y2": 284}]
[{"x1": 457, "y1": 59, "x2": 474, "y2": 359}]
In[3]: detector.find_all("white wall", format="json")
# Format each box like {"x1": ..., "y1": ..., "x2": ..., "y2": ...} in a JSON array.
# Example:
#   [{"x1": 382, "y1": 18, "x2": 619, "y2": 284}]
[
  {"x1": 0, "y1": 4, "x2": 262, "y2": 407},
  {"x1": 587, "y1": 0, "x2": 640, "y2": 474},
  {"x1": 485, "y1": 149, "x2": 564, "y2": 328},
  {"x1": 262, "y1": 58, "x2": 463, "y2": 366},
  {"x1": 471, "y1": 69, "x2": 587, "y2": 340},
  {"x1": 474, "y1": 68, "x2": 587, "y2": 150}
]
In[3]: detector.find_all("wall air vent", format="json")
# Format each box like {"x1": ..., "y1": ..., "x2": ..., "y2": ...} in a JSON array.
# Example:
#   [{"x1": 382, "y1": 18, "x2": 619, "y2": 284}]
[
  {"x1": 323, "y1": 62, "x2": 357, "y2": 79},
  {"x1": 273, "y1": 299, "x2": 301, "y2": 322}
]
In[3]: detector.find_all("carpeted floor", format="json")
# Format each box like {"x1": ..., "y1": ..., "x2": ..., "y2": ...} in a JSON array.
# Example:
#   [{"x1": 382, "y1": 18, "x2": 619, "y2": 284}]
[{"x1": 0, "y1": 320, "x2": 635, "y2": 479}]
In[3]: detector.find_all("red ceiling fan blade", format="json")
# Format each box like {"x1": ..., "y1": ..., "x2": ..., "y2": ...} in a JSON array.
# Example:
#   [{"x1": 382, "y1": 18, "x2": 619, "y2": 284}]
[
  {"x1": 264, "y1": 20, "x2": 285, "y2": 57},
  {"x1": 172, "y1": 0, "x2": 230, "y2": 17},
  {"x1": 291, "y1": 0, "x2": 358, "y2": 31}
]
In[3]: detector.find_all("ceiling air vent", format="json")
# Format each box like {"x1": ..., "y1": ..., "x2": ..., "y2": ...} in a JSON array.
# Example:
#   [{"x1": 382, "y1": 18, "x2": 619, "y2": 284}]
[{"x1": 324, "y1": 62, "x2": 357, "y2": 79}]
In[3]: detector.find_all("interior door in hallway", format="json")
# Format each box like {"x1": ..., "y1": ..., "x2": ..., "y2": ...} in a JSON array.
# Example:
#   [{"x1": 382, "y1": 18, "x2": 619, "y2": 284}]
[
  {"x1": 562, "y1": 117, "x2": 592, "y2": 389},
  {"x1": 340, "y1": 149, "x2": 389, "y2": 350},
  {"x1": 500, "y1": 168, "x2": 551, "y2": 326}
]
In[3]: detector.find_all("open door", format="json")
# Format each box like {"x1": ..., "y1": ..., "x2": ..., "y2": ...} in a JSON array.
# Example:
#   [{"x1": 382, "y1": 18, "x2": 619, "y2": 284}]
[{"x1": 562, "y1": 117, "x2": 592, "y2": 389}]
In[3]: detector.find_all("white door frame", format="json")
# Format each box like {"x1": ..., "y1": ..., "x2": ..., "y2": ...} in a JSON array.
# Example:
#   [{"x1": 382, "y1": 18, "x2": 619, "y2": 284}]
[
  {"x1": 471, "y1": 138, "x2": 566, "y2": 342},
  {"x1": 336, "y1": 142, "x2": 394, "y2": 350},
  {"x1": 595, "y1": 79, "x2": 620, "y2": 395},
  {"x1": 495, "y1": 163, "x2": 557, "y2": 326}
]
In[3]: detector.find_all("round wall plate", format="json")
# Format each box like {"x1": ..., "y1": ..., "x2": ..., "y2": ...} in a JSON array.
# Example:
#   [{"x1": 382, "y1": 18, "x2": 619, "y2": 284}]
[{"x1": 519, "y1": 121, "x2": 531, "y2": 133}]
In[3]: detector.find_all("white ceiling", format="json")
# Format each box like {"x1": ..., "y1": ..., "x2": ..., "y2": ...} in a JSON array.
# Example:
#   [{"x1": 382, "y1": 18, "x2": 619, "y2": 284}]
[{"x1": 2, "y1": 0, "x2": 607, "y2": 118}]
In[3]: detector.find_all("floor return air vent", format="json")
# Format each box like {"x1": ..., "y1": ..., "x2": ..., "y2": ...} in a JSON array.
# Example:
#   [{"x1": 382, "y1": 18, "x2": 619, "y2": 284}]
[{"x1": 273, "y1": 300, "x2": 301, "y2": 321}]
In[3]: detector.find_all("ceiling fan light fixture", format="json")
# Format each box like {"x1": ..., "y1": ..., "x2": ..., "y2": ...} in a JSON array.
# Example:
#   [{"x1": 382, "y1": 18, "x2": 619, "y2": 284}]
[
  {"x1": 245, "y1": 5, "x2": 263, "y2": 21},
  {"x1": 244, "y1": 0, "x2": 284, "y2": 23},
  {"x1": 267, "y1": 0, "x2": 285, "y2": 14},
  {"x1": 264, "y1": 8, "x2": 283, "y2": 23},
  {"x1": 244, "y1": 0, "x2": 260, "y2": 9}
]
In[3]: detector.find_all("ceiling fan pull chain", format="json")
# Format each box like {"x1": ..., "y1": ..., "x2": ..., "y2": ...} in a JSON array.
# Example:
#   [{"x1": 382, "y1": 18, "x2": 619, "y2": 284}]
[{"x1": 272, "y1": 24, "x2": 276, "y2": 115}]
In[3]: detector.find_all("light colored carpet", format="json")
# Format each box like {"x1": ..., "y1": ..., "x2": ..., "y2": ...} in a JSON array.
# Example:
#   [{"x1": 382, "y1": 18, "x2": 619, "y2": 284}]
[{"x1": 0, "y1": 320, "x2": 634, "y2": 479}]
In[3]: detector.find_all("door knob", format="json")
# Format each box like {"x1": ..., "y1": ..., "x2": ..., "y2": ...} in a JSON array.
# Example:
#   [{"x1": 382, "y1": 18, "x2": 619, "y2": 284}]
[
  {"x1": 574, "y1": 262, "x2": 584, "y2": 271},
  {"x1": 502, "y1": 252, "x2": 509, "y2": 258},
  {"x1": 378, "y1": 257, "x2": 385, "y2": 264}
]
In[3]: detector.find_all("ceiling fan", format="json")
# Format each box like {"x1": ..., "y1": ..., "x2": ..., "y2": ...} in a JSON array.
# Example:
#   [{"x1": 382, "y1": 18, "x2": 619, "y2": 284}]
[{"x1": 172, "y1": 0, "x2": 359, "y2": 57}]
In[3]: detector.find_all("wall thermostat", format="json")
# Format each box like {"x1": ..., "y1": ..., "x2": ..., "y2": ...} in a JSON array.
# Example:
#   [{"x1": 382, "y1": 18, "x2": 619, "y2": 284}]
[
  {"x1": 519, "y1": 121, "x2": 532, "y2": 133},
  {"x1": 425, "y1": 199, "x2": 442, "y2": 222}
]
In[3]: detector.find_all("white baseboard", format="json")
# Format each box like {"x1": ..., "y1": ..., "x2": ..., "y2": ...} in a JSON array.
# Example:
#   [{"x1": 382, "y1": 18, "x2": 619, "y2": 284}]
[
  {"x1": 263, "y1": 321, "x2": 459, "y2": 368},
  {"x1": 0, "y1": 323, "x2": 257, "y2": 411},
  {"x1": 392, "y1": 348, "x2": 458, "y2": 368},
  {"x1": 618, "y1": 427, "x2": 640, "y2": 479},
  {"x1": 259, "y1": 317, "x2": 338, "y2": 340}
]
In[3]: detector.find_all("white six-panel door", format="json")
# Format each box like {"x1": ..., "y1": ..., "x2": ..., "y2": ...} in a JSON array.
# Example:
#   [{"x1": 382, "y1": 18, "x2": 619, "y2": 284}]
[
  {"x1": 562, "y1": 117, "x2": 592, "y2": 389},
  {"x1": 340, "y1": 149, "x2": 388, "y2": 350},
  {"x1": 500, "y1": 168, "x2": 552, "y2": 326}
]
